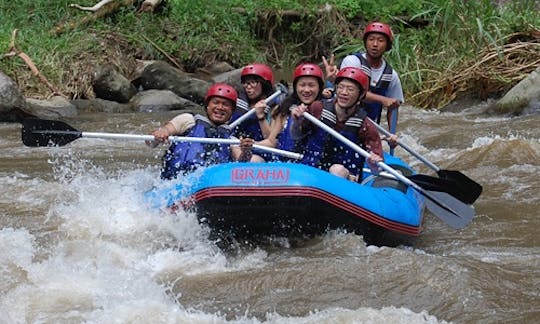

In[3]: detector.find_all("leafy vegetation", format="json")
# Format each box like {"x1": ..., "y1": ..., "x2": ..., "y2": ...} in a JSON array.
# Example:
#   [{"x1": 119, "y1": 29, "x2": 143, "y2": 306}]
[{"x1": 0, "y1": 0, "x2": 538, "y2": 108}]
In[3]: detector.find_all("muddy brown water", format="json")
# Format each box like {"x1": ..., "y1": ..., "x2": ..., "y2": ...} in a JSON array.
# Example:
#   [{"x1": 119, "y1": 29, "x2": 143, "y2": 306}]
[{"x1": 0, "y1": 104, "x2": 538, "y2": 323}]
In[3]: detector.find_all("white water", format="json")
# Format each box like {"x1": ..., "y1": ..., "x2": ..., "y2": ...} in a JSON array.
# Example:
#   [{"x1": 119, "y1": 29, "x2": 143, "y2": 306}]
[
  {"x1": 1, "y1": 106, "x2": 539, "y2": 323},
  {"x1": 0, "y1": 156, "x2": 446, "y2": 323}
]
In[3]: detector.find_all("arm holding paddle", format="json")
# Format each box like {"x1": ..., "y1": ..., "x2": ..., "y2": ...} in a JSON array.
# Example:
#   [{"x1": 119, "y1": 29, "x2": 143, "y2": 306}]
[
  {"x1": 146, "y1": 113, "x2": 194, "y2": 147},
  {"x1": 232, "y1": 137, "x2": 255, "y2": 162},
  {"x1": 289, "y1": 101, "x2": 383, "y2": 176},
  {"x1": 252, "y1": 99, "x2": 272, "y2": 138},
  {"x1": 289, "y1": 102, "x2": 323, "y2": 139},
  {"x1": 302, "y1": 111, "x2": 476, "y2": 230},
  {"x1": 361, "y1": 117, "x2": 385, "y2": 173}
]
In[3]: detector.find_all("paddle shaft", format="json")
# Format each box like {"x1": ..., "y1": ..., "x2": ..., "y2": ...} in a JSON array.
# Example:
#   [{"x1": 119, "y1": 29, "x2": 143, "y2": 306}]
[
  {"x1": 302, "y1": 112, "x2": 474, "y2": 228},
  {"x1": 229, "y1": 88, "x2": 284, "y2": 128},
  {"x1": 369, "y1": 117, "x2": 439, "y2": 171},
  {"x1": 368, "y1": 117, "x2": 482, "y2": 205},
  {"x1": 79, "y1": 131, "x2": 303, "y2": 160},
  {"x1": 303, "y1": 113, "x2": 424, "y2": 191},
  {"x1": 389, "y1": 107, "x2": 398, "y2": 156}
]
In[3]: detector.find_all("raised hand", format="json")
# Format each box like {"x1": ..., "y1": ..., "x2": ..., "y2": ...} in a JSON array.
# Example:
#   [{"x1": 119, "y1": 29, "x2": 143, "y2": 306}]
[
  {"x1": 253, "y1": 99, "x2": 267, "y2": 120},
  {"x1": 322, "y1": 54, "x2": 338, "y2": 82}
]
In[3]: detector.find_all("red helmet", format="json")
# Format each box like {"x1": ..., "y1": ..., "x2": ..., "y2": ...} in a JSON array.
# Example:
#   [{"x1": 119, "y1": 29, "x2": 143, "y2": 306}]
[
  {"x1": 363, "y1": 22, "x2": 393, "y2": 51},
  {"x1": 241, "y1": 63, "x2": 274, "y2": 85},
  {"x1": 335, "y1": 67, "x2": 369, "y2": 92},
  {"x1": 204, "y1": 83, "x2": 238, "y2": 105},
  {"x1": 293, "y1": 63, "x2": 324, "y2": 84}
]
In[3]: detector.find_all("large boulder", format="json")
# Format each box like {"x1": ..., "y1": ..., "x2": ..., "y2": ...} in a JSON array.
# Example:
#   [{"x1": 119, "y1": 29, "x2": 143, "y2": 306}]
[
  {"x1": 489, "y1": 66, "x2": 540, "y2": 115},
  {"x1": 25, "y1": 96, "x2": 78, "y2": 119},
  {"x1": 211, "y1": 68, "x2": 243, "y2": 92},
  {"x1": 92, "y1": 64, "x2": 137, "y2": 103},
  {"x1": 0, "y1": 72, "x2": 34, "y2": 122},
  {"x1": 130, "y1": 89, "x2": 203, "y2": 113},
  {"x1": 71, "y1": 98, "x2": 134, "y2": 113},
  {"x1": 195, "y1": 61, "x2": 235, "y2": 80},
  {"x1": 137, "y1": 61, "x2": 210, "y2": 104}
]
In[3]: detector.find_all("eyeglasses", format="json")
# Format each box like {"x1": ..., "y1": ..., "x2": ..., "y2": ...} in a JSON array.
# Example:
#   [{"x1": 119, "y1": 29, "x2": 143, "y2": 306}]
[
  {"x1": 242, "y1": 80, "x2": 260, "y2": 88},
  {"x1": 336, "y1": 84, "x2": 359, "y2": 94}
]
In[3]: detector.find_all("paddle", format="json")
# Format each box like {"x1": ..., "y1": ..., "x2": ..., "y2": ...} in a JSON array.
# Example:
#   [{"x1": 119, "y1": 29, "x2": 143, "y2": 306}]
[
  {"x1": 368, "y1": 117, "x2": 482, "y2": 204},
  {"x1": 229, "y1": 82, "x2": 288, "y2": 128},
  {"x1": 21, "y1": 118, "x2": 303, "y2": 160},
  {"x1": 302, "y1": 112, "x2": 475, "y2": 230},
  {"x1": 388, "y1": 106, "x2": 398, "y2": 156}
]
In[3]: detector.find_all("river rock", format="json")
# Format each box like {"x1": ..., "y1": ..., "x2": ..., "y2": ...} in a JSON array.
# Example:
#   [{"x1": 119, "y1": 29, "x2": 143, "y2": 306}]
[
  {"x1": 195, "y1": 61, "x2": 235, "y2": 78},
  {"x1": 130, "y1": 89, "x2": 203, "y2": 112},
  {"x1": 212, "y1": 68, "x2": 243, "y2": 91},
  {"x1": 71, "y1": 98, "x2": 134, "y2": 113},
  {"x1": 92, "y1": 64, "x2": 137, "y2": 103},
  {"x1": 489, "y1": 65, "x2": 540, "y2": 115},
  {"x1": 25, "y1": 96, "x2": 78, "y2": 119},
  {"x1": 0, "y1": 72, "x2": 35, "y2": 122},
  {"x1": 138, "y1": 61, "x2": 210, "y2": 104}
]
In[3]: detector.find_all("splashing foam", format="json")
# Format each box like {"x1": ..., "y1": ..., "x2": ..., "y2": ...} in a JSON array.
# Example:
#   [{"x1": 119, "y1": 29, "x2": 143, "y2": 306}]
[{"x1": 0, "y1": 153, "x2": 449, "y2": 323}]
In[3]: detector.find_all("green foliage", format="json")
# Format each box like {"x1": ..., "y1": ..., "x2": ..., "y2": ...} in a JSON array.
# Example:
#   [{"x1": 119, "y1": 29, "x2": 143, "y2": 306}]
[
  {"x1": 389, "y1": 0, "x2": 540, "y2": 107},
  {"x1": 0, "y1": 0, "x2": 538, "y2": 105}
]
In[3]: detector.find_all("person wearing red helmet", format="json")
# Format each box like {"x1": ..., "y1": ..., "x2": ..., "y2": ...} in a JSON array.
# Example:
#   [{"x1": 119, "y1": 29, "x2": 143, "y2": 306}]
[
  {"x1": 230, "y1": 63, "x2": 279, "y2": 150},
  {"x1": 270, "y1": 62, "x2": 326, "y2": 159},
  {"x1": 147, "y1": 83, "x2": 256, "y2": 179},
  {"x1": 323, "y1": 21, "x2": 403, "y2": 150},
  {"x1": 290, "y1": 67, "x2": 384, "y2": 180}
]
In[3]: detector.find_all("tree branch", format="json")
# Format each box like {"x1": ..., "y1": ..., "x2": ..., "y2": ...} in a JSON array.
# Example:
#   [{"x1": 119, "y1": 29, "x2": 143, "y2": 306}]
[{"x1": 1, "y1": 30, "x2": 68, "y2": 98}]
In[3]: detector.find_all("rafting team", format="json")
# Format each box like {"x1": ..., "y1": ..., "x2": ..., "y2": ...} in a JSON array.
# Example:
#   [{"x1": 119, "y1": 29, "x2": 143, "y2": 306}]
[{"x1": 147, "y1": 22, "x2": 404, "y2": 182}]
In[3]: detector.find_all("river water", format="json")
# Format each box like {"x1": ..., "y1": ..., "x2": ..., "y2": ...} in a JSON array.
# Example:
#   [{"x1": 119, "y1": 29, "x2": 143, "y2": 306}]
[{"x1": 0, "y1": 103, "x2": 538, "y2": 323}]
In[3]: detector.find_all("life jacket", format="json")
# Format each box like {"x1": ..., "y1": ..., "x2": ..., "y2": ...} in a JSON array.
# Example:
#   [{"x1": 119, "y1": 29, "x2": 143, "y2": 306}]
[
  {"x1": 353, "y1": 52, "x2": 393, "y2": 124},
  {"x1": 161, "y1": 114, "x2": 233, "y2": 179},
  {"x1": 230, "y1": 91, "x2": 270, "y2": 141},
  {"x1": 275, "y1": 104, "x2": 311, "y2": 162},
  {"x1": 303, "y1": 99, "x2": 368, "y2": 177},
  {"x1": 230, "y1": 91, "x2": 278, "y2": 161}
]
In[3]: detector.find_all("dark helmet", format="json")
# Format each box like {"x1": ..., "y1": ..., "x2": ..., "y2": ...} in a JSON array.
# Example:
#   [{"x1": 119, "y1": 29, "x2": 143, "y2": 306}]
[
  {"x1": 363, "y1": 22, "x2": 394, "y2": 51},
  {"x1": 204, "y1": 83, "x2": 238, "y2": 106},
  {"x1": 335, "y1": 67, "x2": 369, "y2": 92}
]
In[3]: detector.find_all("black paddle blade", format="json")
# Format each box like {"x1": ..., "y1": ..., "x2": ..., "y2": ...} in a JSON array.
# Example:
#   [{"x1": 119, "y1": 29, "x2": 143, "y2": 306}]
[
  {"x1": 408, "y1": 173, "x2": 476, "y2": 205},
  {"x1": 21, "y1": 118, "x2": 82, "y2": 147},
  {"x1": 437, "y1": 170, "x2": 482, "y2": 204},
  {"x1": 424, "y1": 190, "x2": 476, "y2": 229}
]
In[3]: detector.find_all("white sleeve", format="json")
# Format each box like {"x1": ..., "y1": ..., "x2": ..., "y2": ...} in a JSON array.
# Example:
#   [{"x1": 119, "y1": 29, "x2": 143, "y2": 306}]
[
  {"x1": 385, "y1": 70, "x2": 405, "y2": 103},
  {"x1": 169, "y1": 114, "x2": 196, "y2": 134},
  {"x1": 339, "y1": 55, "x2": 362, "y2": 69}
]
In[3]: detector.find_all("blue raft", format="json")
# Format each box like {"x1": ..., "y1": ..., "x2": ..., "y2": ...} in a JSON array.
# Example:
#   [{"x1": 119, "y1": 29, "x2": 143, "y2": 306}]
[{"x1": 145, "y1": 154, "x2": 426, "y2": 246}]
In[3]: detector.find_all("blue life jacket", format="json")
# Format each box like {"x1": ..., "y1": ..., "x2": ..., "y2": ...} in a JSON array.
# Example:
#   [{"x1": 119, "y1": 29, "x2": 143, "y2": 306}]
[
  {"x1": 353, "y1": 53, "x2": 393, "y2": 124},
  {"x1": 230, "y1": 92, "x2": 277, "y2": 161},
  {"x1": 230, "y1": 92, "x2": 266, "y2": 141},
  {"x1": 161, "y1": 114, "x2": 233, "y2": 179},
  {"x1": 303, "y1": 100, "x2": 368, "y2": 177},
  {"x1": 275, "y1": 105, "x2": 309, "y2": 162}
]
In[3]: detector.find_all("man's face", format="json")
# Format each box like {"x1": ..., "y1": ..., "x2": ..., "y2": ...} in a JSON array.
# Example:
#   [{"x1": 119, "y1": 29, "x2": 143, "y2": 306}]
[
  {"x1": 336, "y1": 79, "x2": 362, "y2": 109},
  {"x1": 365, "y1": 33, "x2": 388, "y2": 59},
  {"x1": 206, "y1": 96, "x2": 234, "y2": 125}
]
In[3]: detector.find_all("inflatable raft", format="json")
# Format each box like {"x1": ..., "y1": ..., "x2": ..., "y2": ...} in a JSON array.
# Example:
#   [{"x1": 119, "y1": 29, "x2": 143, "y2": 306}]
[{"x1": 145, "y1": 154, "x2": 426, "y2": 246}]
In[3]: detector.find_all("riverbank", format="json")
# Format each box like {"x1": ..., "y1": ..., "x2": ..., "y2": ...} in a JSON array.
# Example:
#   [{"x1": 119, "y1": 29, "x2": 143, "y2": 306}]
[{"x1": 1, "y1": 0, "x2": 539, "y2": 108}]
